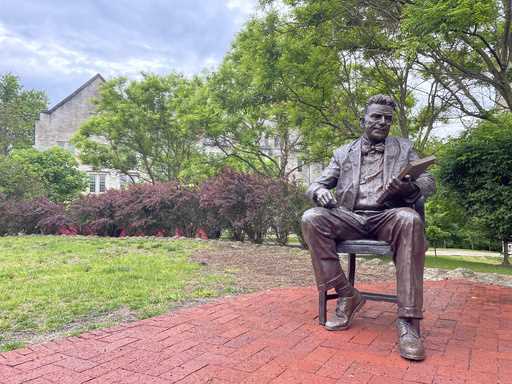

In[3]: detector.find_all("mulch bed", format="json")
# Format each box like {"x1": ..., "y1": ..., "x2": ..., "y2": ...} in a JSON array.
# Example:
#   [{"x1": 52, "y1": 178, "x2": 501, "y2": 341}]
[
  {"x1": 190, "y1": 240, "x2": 396, "y2": 294},
  {"x1": 191, "y1": 240, "x2": 512, "y2": 294}
]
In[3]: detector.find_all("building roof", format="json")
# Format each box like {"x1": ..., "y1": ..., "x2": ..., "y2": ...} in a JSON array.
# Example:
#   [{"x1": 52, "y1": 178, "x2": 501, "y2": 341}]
[{"x1": 43, "y1": 73, "x2": 105, "y2": 114}]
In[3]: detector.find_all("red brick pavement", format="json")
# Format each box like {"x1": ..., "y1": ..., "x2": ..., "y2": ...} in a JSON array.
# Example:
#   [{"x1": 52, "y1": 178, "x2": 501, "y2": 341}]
[{"x1": 2, "y1": 280, "x2": 512, "y2": 384}]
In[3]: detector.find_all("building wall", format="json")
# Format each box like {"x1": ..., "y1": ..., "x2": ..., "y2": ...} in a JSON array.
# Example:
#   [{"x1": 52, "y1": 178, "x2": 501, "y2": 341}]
[
  {"x1": 33, "y1": 75, "x2": 129, "y2": 194},
  {"x1": 35, "y1": 76, "x2": 104, "y2": 152}
]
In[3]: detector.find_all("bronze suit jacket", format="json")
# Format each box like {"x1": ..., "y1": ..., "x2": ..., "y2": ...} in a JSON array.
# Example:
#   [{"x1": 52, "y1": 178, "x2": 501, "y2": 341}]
[{"x1": 306, "y1": 137, "x2": 436, "y2": 209}]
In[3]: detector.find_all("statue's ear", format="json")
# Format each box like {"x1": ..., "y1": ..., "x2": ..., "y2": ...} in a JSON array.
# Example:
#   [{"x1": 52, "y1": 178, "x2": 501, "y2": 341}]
[{"x1": 359, "y1": 116, "x2": 365, "y2": 129}]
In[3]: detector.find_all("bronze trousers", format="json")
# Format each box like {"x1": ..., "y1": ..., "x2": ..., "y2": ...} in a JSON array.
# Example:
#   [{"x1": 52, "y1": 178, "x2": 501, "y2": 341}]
[{"x1": 301, "y1": 206, "x2": 425, "y2": 319}]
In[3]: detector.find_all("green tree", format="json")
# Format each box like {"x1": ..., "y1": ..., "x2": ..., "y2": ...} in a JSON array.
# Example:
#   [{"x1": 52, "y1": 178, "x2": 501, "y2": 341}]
[
  {"x1": 438, "y1": 113, "x2": 512, "y2": 264},
  {"x1": 0, "y1": 73, "x2": 48, "y2": 155},
  {"x1": 0, "y1": 147, "x2": 88, "y2": 202},
  {"x1": 0, "y1": 155, "x2": 47, "y2": 200},
  {"x1": 402, "y1": 0, "x2": 512, "y2": 119},
  {"x1": 425, "y1": 188, "x2": 466, "y2": 251},
  {"x1": 73, "y1": 73, "x2": 210, "y2": 184},
  {"x1": 426, "y1": 202, "x2": 454, "y2": 253},
  {"x1": 228, "y1": 1, "x2": 453, "y2": 163},
  {"x1": 204, "y1": 16, "x2": 313, "y2": 177}
]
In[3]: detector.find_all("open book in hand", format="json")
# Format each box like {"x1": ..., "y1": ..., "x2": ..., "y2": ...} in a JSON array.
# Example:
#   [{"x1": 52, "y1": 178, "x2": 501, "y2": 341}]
[{"x1": 376, "y1": 155, "x2": 436, "y2": 204}]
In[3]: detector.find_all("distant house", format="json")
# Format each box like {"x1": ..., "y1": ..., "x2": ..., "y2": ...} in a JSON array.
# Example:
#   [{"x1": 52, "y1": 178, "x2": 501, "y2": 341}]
[{"x1": 34, "y1": 73, "x2": 133, "y2": 193}]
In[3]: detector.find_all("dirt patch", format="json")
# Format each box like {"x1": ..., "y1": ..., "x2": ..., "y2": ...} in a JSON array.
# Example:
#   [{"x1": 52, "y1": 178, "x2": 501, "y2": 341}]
[
  {"x1": 191, "y1": 240, "x2": 512, "y2": 293},
  {"x1": 190, "y1": 240, "x2": 397, "y2": 293}
]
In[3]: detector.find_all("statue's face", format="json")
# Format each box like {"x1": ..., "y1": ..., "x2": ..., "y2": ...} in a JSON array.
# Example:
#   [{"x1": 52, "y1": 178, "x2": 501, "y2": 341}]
[{"x1": 362, "y1": 103, "x2": 394, "y2": 143}]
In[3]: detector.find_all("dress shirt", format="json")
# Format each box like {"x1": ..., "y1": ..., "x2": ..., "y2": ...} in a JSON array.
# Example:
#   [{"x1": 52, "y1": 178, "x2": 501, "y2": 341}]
[{"x1": 354, "y1": 137, "x2": 386, "y2": 210}]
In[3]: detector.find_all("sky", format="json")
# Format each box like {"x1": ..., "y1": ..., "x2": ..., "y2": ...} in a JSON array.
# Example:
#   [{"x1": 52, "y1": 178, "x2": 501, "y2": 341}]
[{"x1": 0, "y1": 0, "x2": 258, "y2": 106}]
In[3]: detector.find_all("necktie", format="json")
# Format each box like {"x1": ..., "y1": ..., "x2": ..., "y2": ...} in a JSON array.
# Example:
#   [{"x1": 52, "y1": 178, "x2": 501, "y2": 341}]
[{"x1": 361, "y1": 142, "x2": 385, "y2": 155}]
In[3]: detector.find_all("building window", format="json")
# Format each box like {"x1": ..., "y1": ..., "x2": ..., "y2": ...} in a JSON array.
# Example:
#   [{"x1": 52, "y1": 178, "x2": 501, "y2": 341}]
[
  {"x1": 297, "y1": 159, "x2": 303, "y2": 172},
  {"x1": 89, "y1": 174, "x2": 107, "y2": 193},
  {"x1": 89, "y1": 175, "x2": 96, "y2": 193},
  {"x1": 99, "y1": 174, "x2": 106, "y2": 192}
]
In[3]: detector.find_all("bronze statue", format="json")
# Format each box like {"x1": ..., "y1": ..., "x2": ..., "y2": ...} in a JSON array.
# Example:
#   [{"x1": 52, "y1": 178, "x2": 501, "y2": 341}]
[{"x1": 301, "y1": 95, "x2": 435, "y2": 361}]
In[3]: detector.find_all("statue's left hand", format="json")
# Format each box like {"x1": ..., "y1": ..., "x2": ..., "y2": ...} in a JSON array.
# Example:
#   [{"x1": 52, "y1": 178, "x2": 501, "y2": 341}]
[{"x1": 387, "y1": 175, "x2": 418, "y2": 198}]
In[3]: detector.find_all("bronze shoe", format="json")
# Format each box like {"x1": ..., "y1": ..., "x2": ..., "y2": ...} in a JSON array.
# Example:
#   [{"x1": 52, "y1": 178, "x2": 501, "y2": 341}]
[
  {"x1": 325, "y1": 289, "x2": 366, "y2": 331},
  {"x1": 397, "y1": 318, "x2": 425, "y2": 361}
]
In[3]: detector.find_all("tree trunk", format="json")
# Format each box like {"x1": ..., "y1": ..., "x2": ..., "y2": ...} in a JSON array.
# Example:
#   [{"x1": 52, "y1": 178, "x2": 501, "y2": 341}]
[
  {"x1": 503, "y1": 239, "x2": 511, "y2": 266},
  {"x1": 231, "y1": 227, "x2": 245, "y2": 242}
]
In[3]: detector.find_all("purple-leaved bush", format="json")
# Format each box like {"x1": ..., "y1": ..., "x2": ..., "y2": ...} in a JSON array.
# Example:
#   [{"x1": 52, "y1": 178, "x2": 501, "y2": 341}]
[{"x1": 0, "y1": 171, "x2": 310, "y2": 243}]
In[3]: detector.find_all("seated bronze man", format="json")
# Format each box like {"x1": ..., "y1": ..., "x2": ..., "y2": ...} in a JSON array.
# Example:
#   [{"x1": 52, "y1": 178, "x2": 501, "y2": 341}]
[{"x1": 301, "y1": 94, "x2": 435, "y2": 361}]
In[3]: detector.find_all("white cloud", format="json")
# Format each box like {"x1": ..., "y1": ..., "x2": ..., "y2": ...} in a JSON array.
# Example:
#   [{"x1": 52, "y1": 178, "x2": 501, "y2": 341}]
[
  {"x1": 0, "y1": 22, "x2": 218, "y2": 78},
  {"x1": 0, "y1": 1, "x2": 258, "y2": 104},
  {"x1": 226, "y1": 0, "x2": 257, "y2": 11},
  {"x1": 225, "y1": 0, "x2": 258, "y2": 24}
]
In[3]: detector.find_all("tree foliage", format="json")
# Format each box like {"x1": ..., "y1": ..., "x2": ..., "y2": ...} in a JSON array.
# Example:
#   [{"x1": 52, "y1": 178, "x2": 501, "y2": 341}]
[
  {"x1": 438, "y1": 113, "x2": 512, "y2": 262},
  {"x1": 0, "y1": 155, "x2": 47, "y2": 201},
  {"x1": 73, "y1": 73, "x2": 210, "y2": 184},
  {"x1": 204, "y1": 16, "x2": 313, "y2": 177},
  {"x1": 424, "y1": 186, "x2": 499, "y2": 251},
  {"x1": 402, "y1": 0, "x2": 512, "y2": 119},
  {"x1": 0, "y1": 147, "x2": 88, "y2": 202},
  {"x1": 0, "y1": 147, "x2": 87, "y2": 202},
  {"x1": 207, "y1": 0, "x2": 456, "y2": 170},
  {"x1": 0, "y1": 73, "x2": 48, "y2": 155}
]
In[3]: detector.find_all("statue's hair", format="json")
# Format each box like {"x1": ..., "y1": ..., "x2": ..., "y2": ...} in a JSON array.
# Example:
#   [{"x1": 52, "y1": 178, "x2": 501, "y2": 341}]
[{"x1": 364, "y1": 94, "x2": 396, "y2": 115}]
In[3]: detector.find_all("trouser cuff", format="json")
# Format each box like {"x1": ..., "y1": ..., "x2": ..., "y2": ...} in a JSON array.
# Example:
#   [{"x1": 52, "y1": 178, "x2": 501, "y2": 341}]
[
  {"x1": 398, "y1": 306, "x2": 423, "y2": 319},
  {"x1": 317, "y1": 274, "x2": 348, "y2": 291}
]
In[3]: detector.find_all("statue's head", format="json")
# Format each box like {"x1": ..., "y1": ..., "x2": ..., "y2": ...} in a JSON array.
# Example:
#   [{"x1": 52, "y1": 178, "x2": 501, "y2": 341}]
[{"x1": 361, "y1": 94, "x2": 396, "y2": 143}]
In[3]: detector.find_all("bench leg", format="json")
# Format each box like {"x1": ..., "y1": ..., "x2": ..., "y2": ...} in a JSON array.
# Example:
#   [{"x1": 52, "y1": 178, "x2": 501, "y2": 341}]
[
  {"x1": 319, "y1": 290, "x2": 327, "y2": 325},
  {"x1": 348, "y1": 253, "x2": 356, "y2": 286}
]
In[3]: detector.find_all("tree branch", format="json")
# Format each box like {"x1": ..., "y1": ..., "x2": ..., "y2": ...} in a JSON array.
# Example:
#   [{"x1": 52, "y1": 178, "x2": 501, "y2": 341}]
[
  {"x1": 428, "y1": 46, "x2": 499, "y2": 87},
  {"x1": 502, "y1": 0, "x2": 512, "y2": 65}
]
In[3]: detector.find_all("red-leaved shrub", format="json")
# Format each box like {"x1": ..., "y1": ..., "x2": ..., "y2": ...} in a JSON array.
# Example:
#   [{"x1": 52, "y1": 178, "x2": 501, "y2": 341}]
[
  {"x1": 270, "y1": 178, "x2": 311, "y2": 246},
  {"x1": 200, "y1": 168, "x2": 310, "y2": 244},
  {"x1": 70, "y1": 190, "x2": 125, "y2": 236},
  {"x1": 0, "y1": 171, "x2": 309, "y2": 244},
  {"x1": 0, "y1": 197, "x2": 72, "y2": 235},
  {"x1": 114, "y1": 182, "x2": 204, "y2": 237}
]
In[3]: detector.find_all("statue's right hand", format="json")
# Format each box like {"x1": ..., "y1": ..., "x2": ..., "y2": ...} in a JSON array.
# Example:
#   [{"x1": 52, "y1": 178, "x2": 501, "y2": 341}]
[{"x1": 316, "y1": 189, "x2": 337, "y2": 208}]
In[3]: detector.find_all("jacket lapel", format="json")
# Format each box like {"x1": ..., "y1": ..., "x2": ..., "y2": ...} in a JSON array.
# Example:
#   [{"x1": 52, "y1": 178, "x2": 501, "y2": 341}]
[
  {"x1": 383, "y1": 137, "x2": 398, "y2": 186},
  {"x1": 348, "y1": 138, "x2": 361, "y2": 188}
]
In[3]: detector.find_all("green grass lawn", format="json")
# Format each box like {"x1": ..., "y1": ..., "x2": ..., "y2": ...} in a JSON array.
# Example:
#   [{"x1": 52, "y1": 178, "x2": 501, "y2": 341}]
[
  {"x1": 364, "y1": 254, "x2": 512, "y2": 275},
  {"x1": 425, "y1": 254, "x2": 512, "y2": 275},
  {"x1": 0, "y1": 236, "x2": 234, "y2": 351}
]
